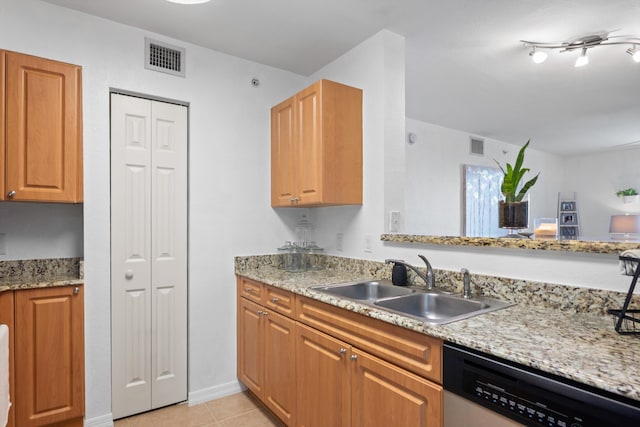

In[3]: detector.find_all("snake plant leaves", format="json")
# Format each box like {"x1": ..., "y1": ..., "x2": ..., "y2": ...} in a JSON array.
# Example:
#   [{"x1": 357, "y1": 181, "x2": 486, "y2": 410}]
[{"x1": 494, "y1": 140, "x2": 540, "y2": 203}]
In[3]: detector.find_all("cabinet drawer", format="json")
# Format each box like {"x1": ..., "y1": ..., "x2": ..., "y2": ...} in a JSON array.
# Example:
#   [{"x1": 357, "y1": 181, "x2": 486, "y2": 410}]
[
  {"x1": 238, "y1": 276, "x2": 263, "y2": 303},
  {"x1": 296, "y1": 295, "x2": 442, "y2": 383},
  {"x1": 265, "y1": 285, "x2": 295, "y2": 317}
]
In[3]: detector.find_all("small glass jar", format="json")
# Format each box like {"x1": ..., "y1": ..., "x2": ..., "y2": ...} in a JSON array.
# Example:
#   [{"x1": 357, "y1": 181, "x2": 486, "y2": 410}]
[
  {"x1": 305, "y1": 242, "x2": 325, "y2": 271},
  {"x1": 278, "y1": 242, "x2": 306, "y2": 272}
]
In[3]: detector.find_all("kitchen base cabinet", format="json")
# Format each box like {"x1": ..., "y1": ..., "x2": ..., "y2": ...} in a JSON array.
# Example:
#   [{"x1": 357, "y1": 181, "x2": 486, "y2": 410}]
[
  {"x1": 236, "y1": 276, "x2": 444, "y2": 427},
  {"x1": 296, "y1": 324, "x2": 350, "y2": 427},
  {"x1": 351, "y1": 348, "x2": 442, "y2": 427},
  {"x1": 14, "y1": 285, "x2": 85, "y2": 427},
  {"x1": 0, "y1": 291, "x2": 14, "y2": 427},
  {"x1": 237, "y1": 278, "x2": 296, "y2": 426}
]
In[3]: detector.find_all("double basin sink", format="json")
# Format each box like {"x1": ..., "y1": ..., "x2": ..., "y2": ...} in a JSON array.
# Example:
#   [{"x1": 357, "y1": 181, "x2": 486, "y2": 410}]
[{"x1": 310, "y1": 280, "x2": 513, "y2": 325}]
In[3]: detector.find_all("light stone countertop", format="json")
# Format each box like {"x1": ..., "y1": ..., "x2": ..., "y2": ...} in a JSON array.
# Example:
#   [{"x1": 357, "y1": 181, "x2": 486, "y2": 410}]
[
  {"x1": 0, "y1": 258, "x2": 83, "y2": 293},
  {"x1": 236, "y1": 260, "x2": 640, "y2": 404}
]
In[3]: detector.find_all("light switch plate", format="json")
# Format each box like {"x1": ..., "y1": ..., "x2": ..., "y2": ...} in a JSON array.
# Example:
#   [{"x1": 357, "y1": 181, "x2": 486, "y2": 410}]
[{"x1": 389, "y1": 211, "x2": 401, "y2": 232}]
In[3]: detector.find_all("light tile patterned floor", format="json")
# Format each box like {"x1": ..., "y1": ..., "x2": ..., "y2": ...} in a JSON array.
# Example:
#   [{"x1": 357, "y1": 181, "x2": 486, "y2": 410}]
[{"x1": 114, "y1": 391, "x2": 284, "y2": 427}]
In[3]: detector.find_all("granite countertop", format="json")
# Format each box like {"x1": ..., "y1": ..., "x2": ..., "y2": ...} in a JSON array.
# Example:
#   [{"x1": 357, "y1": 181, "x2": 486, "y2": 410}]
[
  {"x1": 0, "y1": 258, "x2": 83, "y2": 293},
  {"x1": 236, "y1": 262, "x2": 640, "y2": 403}
]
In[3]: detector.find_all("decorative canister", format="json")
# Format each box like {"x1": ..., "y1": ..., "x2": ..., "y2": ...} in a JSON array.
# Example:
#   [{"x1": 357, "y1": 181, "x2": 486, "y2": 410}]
[{"x1": 305, "y1": 242, "x2": 325, "y2": 271}]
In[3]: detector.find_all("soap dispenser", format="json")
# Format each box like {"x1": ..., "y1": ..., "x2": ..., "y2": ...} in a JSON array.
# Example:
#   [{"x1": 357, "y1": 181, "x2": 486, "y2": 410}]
[{"x1": 391, "y1": 263, "x2": 408, "y2": 286}]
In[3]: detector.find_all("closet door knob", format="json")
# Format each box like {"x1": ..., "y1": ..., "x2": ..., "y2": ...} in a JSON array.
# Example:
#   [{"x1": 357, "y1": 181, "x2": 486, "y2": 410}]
[
  {"x1": 125, "y1": 270, "x2": 134, "y2": 279},
  {"x1": 7, "y1": 190, "x2": 16, "y2": 198}
]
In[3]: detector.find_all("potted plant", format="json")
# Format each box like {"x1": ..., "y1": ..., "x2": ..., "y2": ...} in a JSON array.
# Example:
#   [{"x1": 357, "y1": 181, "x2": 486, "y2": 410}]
[
  {"x1": 495, "y1": 140, "x2": 540, "y2": 232},
  {"x1": 616, "y1": 188, "x2": 640, "y2": 204}
]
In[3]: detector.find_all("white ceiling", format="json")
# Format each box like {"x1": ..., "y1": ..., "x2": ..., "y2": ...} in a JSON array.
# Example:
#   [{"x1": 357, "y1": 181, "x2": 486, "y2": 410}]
[{"x1": 43, "y1": 0, "x2": 640, "y2": 155}]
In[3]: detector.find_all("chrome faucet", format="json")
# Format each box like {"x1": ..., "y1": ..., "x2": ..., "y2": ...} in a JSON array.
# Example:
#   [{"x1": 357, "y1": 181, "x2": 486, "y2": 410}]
[
  {"x1": 385, "y1": 254, "x2": 435, "y2": 290},
  {"x1": 461, "y1": 268, "x2": 471, "y2": 299}
]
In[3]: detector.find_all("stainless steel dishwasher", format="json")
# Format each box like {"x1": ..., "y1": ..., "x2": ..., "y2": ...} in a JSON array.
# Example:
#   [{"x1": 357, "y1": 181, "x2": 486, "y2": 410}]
[{"x1": 443, "y1": 343, "x2": 640, "y2": 427}]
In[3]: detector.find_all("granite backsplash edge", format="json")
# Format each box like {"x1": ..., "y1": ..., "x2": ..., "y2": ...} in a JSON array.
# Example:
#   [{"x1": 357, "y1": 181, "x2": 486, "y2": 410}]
[
  {"x1": 0, "y1": 257, "x2": 82, "y2": 284},
  {"x1": 235, "y1": 254, "x2": 639, "y2": 316}
]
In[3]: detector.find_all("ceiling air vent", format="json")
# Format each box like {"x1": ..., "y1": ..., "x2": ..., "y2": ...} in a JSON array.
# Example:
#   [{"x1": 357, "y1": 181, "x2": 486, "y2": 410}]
[
  {"x1": 144, "y1": 37, "x2": 186, "y2": 77},
  {"x1": 470, "y1": 137, "x2": 484, "y2": 156}
]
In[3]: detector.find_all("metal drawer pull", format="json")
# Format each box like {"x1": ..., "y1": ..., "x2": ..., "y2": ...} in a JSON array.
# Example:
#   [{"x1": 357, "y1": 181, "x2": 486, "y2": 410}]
[
  {"x1": 74, "y1": 287, "x2": 80, "y2": 295},
  {"x1": 339, "y1": 348, "x2": 347, "y2": 354},
  {"x1": 350, "y1": 355, "x2": 358, "y2": 361},
  {"x1": 271, "y1": 297, "x2": 279, "y2": 303},
  {"x1": 245, "y1": 287, "x2": 253, "y2": 293}
]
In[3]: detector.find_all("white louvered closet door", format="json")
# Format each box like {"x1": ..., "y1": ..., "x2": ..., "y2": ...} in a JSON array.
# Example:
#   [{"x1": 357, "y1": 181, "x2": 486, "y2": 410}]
[{"x1": 111, "y1": 93, "x2": 188, "y2": 419}]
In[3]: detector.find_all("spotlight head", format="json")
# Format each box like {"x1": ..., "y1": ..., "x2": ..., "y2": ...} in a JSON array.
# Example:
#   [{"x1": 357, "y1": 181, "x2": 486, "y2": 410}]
[
  {"x1": 627, "y1": 47, "x2": 640, "y2": 63},
  {"x1": 575, "y1": 47, "x2": 589, "y2": 67},
  {"x1": 529, "y1": 48, "x2": 548, "y2": 64}
]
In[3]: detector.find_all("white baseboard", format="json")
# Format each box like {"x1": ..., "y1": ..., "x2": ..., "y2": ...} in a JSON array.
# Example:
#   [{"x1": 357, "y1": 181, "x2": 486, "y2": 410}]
[
  {"x1": 83, "y1": 382, "x2": 244, "y2": 425},
  {"x1": 84, "y1": 413, "x2": 114, "y2": 427},
  {"x1": 188, "y1": 380, "x2": 245, "y2": 406}
]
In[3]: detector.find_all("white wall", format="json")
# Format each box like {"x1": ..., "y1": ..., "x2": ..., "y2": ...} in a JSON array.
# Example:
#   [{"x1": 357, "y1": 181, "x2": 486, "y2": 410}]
[
  {"x1": 404, "y1": 119, "x2": 565, "y2": 235},
  {"x1": 0, "y1": 203, "x2": 83, "y2": 259},
  {"x1": 565, "y1": 147, "x2": 640, "y2": 239},
  {"x1": 306, "y1": 30, "x2": 406, "y2": 256}
]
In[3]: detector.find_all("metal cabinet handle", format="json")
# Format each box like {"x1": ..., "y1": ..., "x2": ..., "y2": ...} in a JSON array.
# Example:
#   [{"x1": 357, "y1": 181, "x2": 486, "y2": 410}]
[
  {"x1": 256, "y1": 310, "x2": 269, "y2": 316},
  {"x1": 271, "y1": 297, "x2": 279, "y2": 303},
  {"x1": 7, "y1": 190, "x2": 16, "y2": 198},
  {"x1": 73, "y1": 287, "x2": 80, "y2": 295},
  {"x1": 350, "y1": 355, "x2": 358, "y2": 361},
  {"x1": 339, "y1": 348, "x2": 347, "y2": 354},
  {"x1": 245, "y1": 287, "x2": 254, "y2": 293},
  {"x1": 290, "y1": 197, "x2": 299, "y2": 203}
]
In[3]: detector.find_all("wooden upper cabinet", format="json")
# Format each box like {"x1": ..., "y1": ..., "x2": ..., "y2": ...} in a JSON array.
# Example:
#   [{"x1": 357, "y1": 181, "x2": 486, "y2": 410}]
[
  {"x1": 271, "y1": 79, "x2": 362, "y2": 207},
  {"x1": 3, "y1": 50, "x2": 83, "y2": 202}
]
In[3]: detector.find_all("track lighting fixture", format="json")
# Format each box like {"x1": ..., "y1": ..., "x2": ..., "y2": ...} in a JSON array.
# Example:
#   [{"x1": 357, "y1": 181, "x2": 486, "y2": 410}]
[{"x1": 521, "y1": 31, "x2": 640, "y2": 67}]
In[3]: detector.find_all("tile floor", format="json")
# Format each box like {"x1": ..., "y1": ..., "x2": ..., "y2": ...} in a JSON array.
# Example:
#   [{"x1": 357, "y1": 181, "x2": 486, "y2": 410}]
[{"x1": 114, "y1": 391, "x2": 284, "y2": 427}]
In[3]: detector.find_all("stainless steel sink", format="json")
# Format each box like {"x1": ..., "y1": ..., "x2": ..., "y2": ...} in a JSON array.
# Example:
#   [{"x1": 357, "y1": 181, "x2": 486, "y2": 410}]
[
  {"x1": 311, "y1": 279, "x2": 513, "y2": 324},
  {"x1": 310, "y1": 280, "x2": 415, "y2": 302},
  {"x1": 374, "y1": 292, "x2": 513, "y2": 324}
]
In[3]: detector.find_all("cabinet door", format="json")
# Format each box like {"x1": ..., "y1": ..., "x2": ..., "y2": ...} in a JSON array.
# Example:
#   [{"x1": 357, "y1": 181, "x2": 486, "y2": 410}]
[
  {"x1": 237, "y1": 298, "x2": 265, "y2": 396},
  {"x1": 271, "y1": 95, "x2": 297, "y2": 206},
  {"x1": 14, "y1": 286, "x2": 84, "y2": 427},
  {"x1": 295, "y1": 82, "x2": 322, "y2": 205},
  {"x1": 351, "y1": 349, "x2": 442, "y2": 427},
  {"x1": 5, "y1": 52, "x2": 82, "y2": 202},
  {"x1": 296, "y1": 324, "x2": 350, "y2": 427},
  {"x1": 0, "y1": 51, "x2": 5, "y2": 199},
  {"x1": 0, "y1": 291, "x2": 14, "y2": 427},
  {"x1": 264, "y1": 310, "x2": 296, "y2": 426}
]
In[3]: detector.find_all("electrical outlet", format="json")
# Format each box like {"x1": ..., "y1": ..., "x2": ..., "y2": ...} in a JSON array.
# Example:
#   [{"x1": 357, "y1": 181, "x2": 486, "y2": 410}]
[
  {"x1": 364, "y1": 234, "x2": 373, "y2": 253},
  {"x1": 389, "y1": 211, "x2": 400, "y2": 232},
  {"x1": 336, "y1": 233, "x2": 344, "y2": 251}
]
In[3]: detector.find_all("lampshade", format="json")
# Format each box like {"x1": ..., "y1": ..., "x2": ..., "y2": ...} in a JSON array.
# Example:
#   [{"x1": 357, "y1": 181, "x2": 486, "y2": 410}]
[{"x1": 609, "y1": 214, "x2": 640, "y2": 235}]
